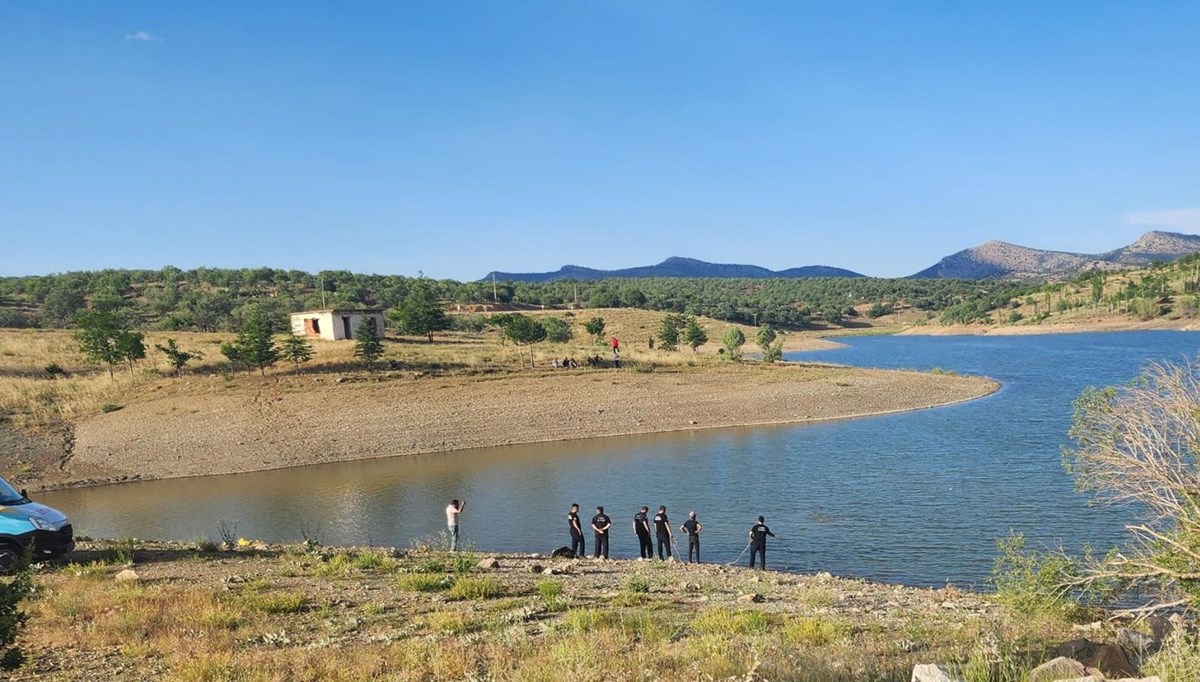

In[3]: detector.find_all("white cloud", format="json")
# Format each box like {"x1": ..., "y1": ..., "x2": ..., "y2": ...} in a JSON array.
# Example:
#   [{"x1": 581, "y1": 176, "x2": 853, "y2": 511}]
[
  {"x1": 124, "y1": 31, "x2": 162, "y2": 42},
  {"x1": 1124, "y1": 208, "x2": 1200, "y2": 232}
]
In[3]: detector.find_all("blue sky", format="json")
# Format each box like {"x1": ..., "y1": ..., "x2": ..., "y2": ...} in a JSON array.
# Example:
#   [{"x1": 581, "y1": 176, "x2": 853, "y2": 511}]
[{"x1": 2, "y1": 2, "x2": 1198, "y2": 280}]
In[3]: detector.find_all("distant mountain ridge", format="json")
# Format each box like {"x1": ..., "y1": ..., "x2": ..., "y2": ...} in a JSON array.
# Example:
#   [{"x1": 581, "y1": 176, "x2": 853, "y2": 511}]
[
  {"x1": 483, "y1": 256, "x2": 864, "y2": 282},
  {"x1": 910, "y1": 231, "x2": 1200, "y2": 280}
]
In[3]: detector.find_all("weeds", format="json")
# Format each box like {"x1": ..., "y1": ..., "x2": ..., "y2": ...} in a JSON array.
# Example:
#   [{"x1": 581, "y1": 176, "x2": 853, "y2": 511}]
[
  {"x1": 396, "y1": 573, "x2": 451, "y2": 592},
  {"x1": 449, "y1": 576, "x2": 505, "y2": 600}
]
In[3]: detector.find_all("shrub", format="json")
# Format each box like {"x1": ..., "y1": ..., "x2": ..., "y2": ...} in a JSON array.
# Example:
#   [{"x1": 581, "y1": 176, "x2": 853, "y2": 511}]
[
  {"x1": 448, "y1": 576, "x2": 505, "y2": 600},
  {"x1": 0, "y1": 552, "x2": 33, "y2": 670},
  {"x1": 782, "y1": 616, "x2": 853, "y2": 646},
  {"x1": 564, "y1": 607, "x2": 617, "y2": 632},
  {"x1": 99, "y1": 402, "x2": 123, "y2": 413},
  {"x1": 989, "y1": 532, "x2": 1082, "y2": 616},
  {"x1": 43, "y1": 363, "x2": 68, "y2": 378},
  {"x1": 621, "y1": 576, "x2": 651, "y2": 594}
]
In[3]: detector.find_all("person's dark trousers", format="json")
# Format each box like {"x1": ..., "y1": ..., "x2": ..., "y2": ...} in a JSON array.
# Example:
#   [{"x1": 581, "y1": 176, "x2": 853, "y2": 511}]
[
  {"x1": 749, "y1": 543, "x2": 766, "y2": 569},
  {"x1": 688, "y1": 536, "x2": 700, "y2": 563},
  {"x1": 637, "y1": 532, "x2": 653, "y2": 559},
  {"x1": 570, "y1": 531, "x2": 585, "y2": 557},
  {"x1": 656, "y1": 534, "x2": 671, "y2": 560},
  {"x1": 594, "y1": 533, "x2": 609, "y2": 559}
]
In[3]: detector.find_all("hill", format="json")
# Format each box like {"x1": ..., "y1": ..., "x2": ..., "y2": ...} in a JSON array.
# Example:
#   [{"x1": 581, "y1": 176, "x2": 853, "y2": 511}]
[
  {"x1": 911, "y1": 231, "x2": 1200, "y2": 280},
  {"x1": 483, "y1": 256, "x2": 864, "y2": 282}
]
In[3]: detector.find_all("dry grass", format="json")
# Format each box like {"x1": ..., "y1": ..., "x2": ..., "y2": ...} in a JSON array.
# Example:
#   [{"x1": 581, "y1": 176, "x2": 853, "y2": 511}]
[{"x1": 13, "y1": 540, "x2": 1083, "y2": 682}]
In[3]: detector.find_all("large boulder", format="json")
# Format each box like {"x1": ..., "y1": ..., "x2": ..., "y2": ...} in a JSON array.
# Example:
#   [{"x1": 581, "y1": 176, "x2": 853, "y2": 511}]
[
  {"x1": 1028, "y1": 657, "x2": 1088, "y2": 682},
  {"x1": 1053, "y1": 639, "x2": 1138, "y2": 678}
]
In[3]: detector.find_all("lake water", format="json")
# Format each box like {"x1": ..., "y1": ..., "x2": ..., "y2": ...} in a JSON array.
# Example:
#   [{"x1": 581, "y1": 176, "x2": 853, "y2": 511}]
[{"x1": 40, "y1": 331, "x2": 1200, "y2": 587}]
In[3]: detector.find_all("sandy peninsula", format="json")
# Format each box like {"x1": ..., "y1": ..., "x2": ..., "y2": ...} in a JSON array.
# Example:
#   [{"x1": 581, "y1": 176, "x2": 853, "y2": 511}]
[{"x1": 56, "y1": 364, "x2": 997, "y2": 489}]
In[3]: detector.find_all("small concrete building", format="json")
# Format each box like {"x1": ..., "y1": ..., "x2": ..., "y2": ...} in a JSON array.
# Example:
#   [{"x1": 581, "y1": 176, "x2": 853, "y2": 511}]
[{"x1": 290, "y1": 309, "x2": 385, "y2": 341}]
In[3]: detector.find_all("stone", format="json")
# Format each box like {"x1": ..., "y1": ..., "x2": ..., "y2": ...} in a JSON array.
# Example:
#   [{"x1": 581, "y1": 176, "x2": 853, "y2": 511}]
[
  {"x1": 910, "y1": 663, "x2": 961, "y2": 682},
  {"x1": 1116, "y1": 627, "x2": 1157, "y2": 657},
  {"x1": 529, "y1": 564, "x2": 544, "y2": 573},
  {"x1": 737, "y1": 593, "x2": 764, "y2": 604},
  {"x1": 477, "y1": 557, "x2": 500, "y2": 570},
  {"x1": 115, "y1": 569, "x2": 140, "y2": 583},
  {"x1": 1053, "y1": 638, "x2": 1139, "y2": 679},
  {"x1": 1028, "y1": 657, "x2": 1087, "y2": 682}
]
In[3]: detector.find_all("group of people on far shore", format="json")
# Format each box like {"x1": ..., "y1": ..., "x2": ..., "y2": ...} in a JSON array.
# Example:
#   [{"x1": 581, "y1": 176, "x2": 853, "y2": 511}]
[{"x1": 446, "y1": 498, "x2": 777, "y2": 570}]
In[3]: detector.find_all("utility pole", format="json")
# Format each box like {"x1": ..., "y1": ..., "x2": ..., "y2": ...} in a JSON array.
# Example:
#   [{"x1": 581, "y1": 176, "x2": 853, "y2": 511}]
[
  {"x1": 492, "y1": 273, "x2": 498, "y2": 303},
  {"x1": 320, "y1": 275, "x2": 326, "y2": 308}
]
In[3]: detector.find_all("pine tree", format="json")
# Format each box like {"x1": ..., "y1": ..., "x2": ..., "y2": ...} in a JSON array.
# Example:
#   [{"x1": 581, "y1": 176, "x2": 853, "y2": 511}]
[
  {"x1": 236, "y1": 313, "x2": 279, "y2": 376},
  {"x1": 391, "y1": 281, "x2": 448, "y2": 341},
  {"x1": 353, "y1": 318, "x2": 384, "y2": 371},
  {"x1": 683, "y1": 317, "x2": 708, "y2": 352},
  {"x1": 722, "y1": 327, "x2": 746, "y2": 362},
  {"x1": 154, "y1": 338, "x2": 203, "y2": 376},
  {"x1": 280, "y1": 335, "x2": 314, "y2": 374}
]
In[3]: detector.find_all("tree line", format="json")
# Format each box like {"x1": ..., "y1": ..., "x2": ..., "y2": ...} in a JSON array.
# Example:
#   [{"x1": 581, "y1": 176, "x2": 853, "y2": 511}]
[{"x1": 0, "y1": 266, "x2": 1035, "y2": 333}]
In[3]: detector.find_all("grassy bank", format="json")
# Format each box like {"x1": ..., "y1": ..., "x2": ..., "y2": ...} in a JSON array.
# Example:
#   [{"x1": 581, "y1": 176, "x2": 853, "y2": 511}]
[{"x1": 15, "y1": 539, "x2": 1092, "y2": 681}]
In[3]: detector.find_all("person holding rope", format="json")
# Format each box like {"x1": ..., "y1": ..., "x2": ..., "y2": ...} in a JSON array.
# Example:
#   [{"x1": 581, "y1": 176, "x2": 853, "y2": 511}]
[
  {"x1": 633, "y1": 506, "x2": 653, "y2": 560},
  {"x1": 747, "y1": 515, "x2": 775, "y2": 569}
]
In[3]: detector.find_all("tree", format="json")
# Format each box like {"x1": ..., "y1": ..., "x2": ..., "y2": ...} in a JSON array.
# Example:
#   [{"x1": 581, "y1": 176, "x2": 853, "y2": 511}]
[
  {"x1": 75, "y1": 311, "x2": 136, "y2": 380},
  {"x1": 866, "y1": 302, "x2": 891, "y2": 319},
  {"x1": 756, "y1": 325, "x2": 783, "y2": 363},
  {"x1": 540, "y1": 317, "x2": 573, "y2": 343},
  {"x1": 235, "y1": 313, "x2": 279, "y2": 376},
  {"x1": 154, "y1": 338, "x2": 202, "y2": 376},
  {"x1": 722, "y1": 327, "x2": 746, "y2": 362},
  {"x1": 584, "y1": 316, "x2": 606, "y2": 344},
  {"x1": 683, "y1": 317, "x2": 708, "y2": 352},
  {"x1": 353, "y1": 318, "x2": 384, "y2": 371},
  {"x1": 1062, "y1": 359, "x2": 1200, "y2": 615},
  {"x1": 220, "y1": 342, "x2": 245, "y2": 375},
  {"x1": 116, "y1": 331, "x2": 146, "y2": 375},
  {"x1": 392, "y1": 281, "x2": 448, "y2": 341},
  {"x1": 659, "y1": 314, "x2": 683, "y2": 352},
  {"x1": 499, "y1": 314, "x2": 545, "y2": 368},
  {"x1": 279, "y1": 335, "x2": 313, "y2": 374}
]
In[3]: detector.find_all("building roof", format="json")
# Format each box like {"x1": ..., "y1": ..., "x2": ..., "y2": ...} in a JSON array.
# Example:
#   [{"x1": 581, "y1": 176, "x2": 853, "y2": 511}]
[{"x1": 291, "y1": 309, "x2": 385, "y2": 315}]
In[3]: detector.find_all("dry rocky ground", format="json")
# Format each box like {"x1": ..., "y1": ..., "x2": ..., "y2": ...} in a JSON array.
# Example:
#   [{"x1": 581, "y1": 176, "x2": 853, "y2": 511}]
[{"x1": 7, "y1": 539, "x2": 1101, "y2": 681}]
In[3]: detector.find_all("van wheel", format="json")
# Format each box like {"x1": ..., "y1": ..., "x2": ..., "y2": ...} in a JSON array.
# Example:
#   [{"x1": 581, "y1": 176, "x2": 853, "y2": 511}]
[{"x1": 0, "y1": 545, "x2": 20, "y2": 575}]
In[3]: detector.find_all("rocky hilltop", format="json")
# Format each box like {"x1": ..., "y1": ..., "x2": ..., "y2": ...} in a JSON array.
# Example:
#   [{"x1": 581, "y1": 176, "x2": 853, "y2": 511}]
[{"x1": 912, "y1": 231, "x2": 1200, "y2": 280}]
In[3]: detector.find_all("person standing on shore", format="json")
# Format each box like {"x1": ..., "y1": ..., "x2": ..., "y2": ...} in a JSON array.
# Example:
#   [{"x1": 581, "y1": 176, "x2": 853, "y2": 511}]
[
  {"x1": 680, "y1": 511, "x2": 702, "y2": 563},
  {"x1": 653, "y1": 505, "x2": 673, "y2": 560},
  {"x1": 445, "y1": 499, "x2": 466, "y2": 552},
  {"x1": 748, "y1": 515, "x2": 775, "y2": 569},
  {"x1": 591, "y1": 506, "x2": 612, "y2": 559},
  {"x1": 568, "y1": 503, "x2": 585, "y2": 557},
  {"x1": 633, "y1": 506, "x2": 653, "y2": 559}
]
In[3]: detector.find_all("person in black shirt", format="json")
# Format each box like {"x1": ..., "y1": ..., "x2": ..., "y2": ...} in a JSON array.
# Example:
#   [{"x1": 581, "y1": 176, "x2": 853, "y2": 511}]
[
  {"x1": 633, "y1": 506, "x2": 653, "y2": 559},
  {"x1": 652, "y1": 506, "x2": 673, "y2": 560},
  {"x1": 680, "y1": 511, "x2": 702, "y2": 563},
  {"x1": 591, "y1": 506, "x2": 612, "y2": 559},
  {"x1": 748, "y1": 515, "x2": 775, "y2": 569},
  {"x1": 567, "y1": 503, "x2": 585, "y2": 557}
]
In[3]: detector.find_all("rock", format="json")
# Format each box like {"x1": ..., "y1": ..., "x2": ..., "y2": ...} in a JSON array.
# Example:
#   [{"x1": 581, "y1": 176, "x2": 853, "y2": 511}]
[
  {"x1": 1116, "y1": 627, "x2": 1157, "y2": 657},
  {"x1": 542, "y1": 567, "x2": 564, "y2": 575},
  {"x1": 115, "y1": 569, "x2": 140, "y2": 583},
  {"x1": 529, "y1": 564, "x2": 544, "y2": 573},
  {"x1": 737, "y1": 593, "x2": 764, "y2": 604},
  {"x1": 477, "y1": 557, "x2": 500, "y2": 570},
  {"x1": 1146, "y1": 615, "x2": 1173, "y2": 647},
  {"x1": 1053, "y1": 639, "x2": 1138, "y2": 679},
  {"x1": 684, "y1": 582, "x2": 701, "y2": 593},
  {"x1": 1028, "y1": 657, "x2": 1087, "y2": 682},
  {"x1": 910, "y1": 664, "x2": 961, "y2": 682}
]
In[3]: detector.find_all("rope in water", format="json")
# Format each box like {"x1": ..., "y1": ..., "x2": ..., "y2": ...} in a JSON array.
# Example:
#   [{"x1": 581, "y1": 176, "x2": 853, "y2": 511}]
[{"x1": 726, "y1": 539, "x2": 753, "y2": 566}]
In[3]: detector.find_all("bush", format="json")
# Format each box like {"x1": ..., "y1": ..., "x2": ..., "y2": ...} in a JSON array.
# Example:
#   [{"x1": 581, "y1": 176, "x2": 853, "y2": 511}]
[
  {"x1": 43, "y1": 363, "x2": 68, "y2": 378},
  {"x1": 691, "y1": 608, "x2": 770, "y2": 636},
  {"x1": 0, "y1": 552, "x2": 33, "y2": 670},
  {"x1": 989, "y1": 532, "x2": 1082, "y2": 616},
  {"x1": 540, "y1": 317, "x2": 573, "y2": 343},
  {"x1": 99, "y1": 403, "x2": 123, "y2": 414}
]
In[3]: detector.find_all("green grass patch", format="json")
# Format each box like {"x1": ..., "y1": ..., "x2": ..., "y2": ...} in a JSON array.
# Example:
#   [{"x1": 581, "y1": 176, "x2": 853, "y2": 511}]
[
  {"x1": 242, "y1": 591, "x2": 308, "y2": 614},
  {"x1": 448, "y1": 576, "x2": 505, "y2": 600},
  {"x1": 690, "y1": 608, "x2": 771, "y2": 636}
]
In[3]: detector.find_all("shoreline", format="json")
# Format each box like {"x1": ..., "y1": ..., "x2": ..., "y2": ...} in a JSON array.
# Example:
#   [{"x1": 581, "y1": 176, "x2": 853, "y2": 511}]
[
  {"x1": 33, "y1": 364, "x2": 998, "y2": 491},
  {"x1": 895, "y1": 317, "x2": 1200, "y2": 337}
]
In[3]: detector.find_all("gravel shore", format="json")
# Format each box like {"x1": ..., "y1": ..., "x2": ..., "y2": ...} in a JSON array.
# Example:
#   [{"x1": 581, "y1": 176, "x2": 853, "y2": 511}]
[{"x1": 56, "y1": 363, "x2": 996, "y2": 489}]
